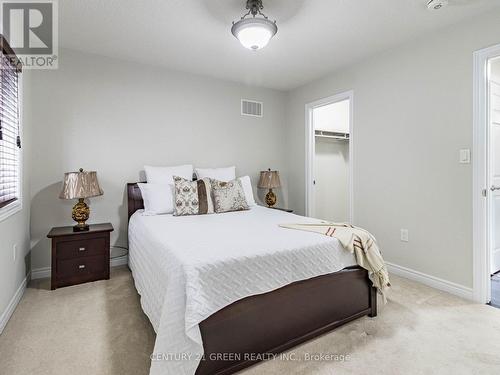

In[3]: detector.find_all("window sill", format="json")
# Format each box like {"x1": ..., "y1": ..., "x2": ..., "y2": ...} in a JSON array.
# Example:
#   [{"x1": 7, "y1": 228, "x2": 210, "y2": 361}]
[{"x1": 0, "y1": 200, "x2": 22, "y2": 223}]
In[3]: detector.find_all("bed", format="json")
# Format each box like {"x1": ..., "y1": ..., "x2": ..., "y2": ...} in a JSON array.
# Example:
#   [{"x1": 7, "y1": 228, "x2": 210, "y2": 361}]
[{"x1": 127, "y1": 182, "x2": 377, "y2": 375}]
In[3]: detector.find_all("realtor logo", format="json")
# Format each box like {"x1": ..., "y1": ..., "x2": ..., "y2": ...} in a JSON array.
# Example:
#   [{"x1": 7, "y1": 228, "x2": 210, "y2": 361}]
[{"x1": 0, "y1": 0, "x2": 58, "y2": 69}]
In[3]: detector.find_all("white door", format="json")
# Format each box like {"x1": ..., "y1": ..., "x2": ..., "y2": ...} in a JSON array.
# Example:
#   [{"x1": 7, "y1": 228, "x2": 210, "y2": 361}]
[{"x1": 490, "y1": 81, "x2": 500, "y2": 274}]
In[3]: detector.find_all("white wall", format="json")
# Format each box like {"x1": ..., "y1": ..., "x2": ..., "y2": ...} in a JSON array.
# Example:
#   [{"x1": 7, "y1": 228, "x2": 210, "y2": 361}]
[
  {"x1": 314, "y1": 100, "x2": 350, "y2": 134},
  {"x1": 29, "y1": 49, "x2": 288, "y2": 272},
  {"x1": 285, "y1": 12, "x2": 500, "y2": 289},
  {"x1": 0, "y1": 71, "x2": 32, "y2": 330},
  {"x1": 314, "y1": 138, "x2": 349, "y2": 222}
]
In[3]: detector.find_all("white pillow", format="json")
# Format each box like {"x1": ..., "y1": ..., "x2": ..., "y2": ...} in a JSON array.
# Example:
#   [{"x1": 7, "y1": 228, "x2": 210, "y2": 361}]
[
  {"x1": 137, "y1": 183, "x2": 174, "y2": 215},
  {"x1": 145, "y1": 164, "x2": 193, "y2": 184},
  {"x1": 238, "y1": 175, "x2": 256, "y2": 207},
  {"x1": 195, "y1": 166, "x2": 236, "y2": 182}
]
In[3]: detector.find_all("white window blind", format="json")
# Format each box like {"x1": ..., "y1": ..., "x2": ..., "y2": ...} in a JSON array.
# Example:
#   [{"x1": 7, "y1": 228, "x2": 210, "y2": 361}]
[{"x1": 0, "y1": 36, "x2": 21, "y2": 210}]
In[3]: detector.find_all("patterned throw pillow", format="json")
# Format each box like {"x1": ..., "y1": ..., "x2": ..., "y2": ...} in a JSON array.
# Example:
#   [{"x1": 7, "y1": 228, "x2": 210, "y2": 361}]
[
  {"x1": 211, "y1": 178, "x2": 249, "y2": 213},
  {"x1": 173, "y1": 176, "x2": 214, "y2": 216}
]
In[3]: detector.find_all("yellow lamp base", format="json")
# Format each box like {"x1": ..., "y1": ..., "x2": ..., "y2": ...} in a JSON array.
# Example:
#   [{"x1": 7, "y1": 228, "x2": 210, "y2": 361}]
[
  {"x1": 265, "y1": 189, "x2": 277, "y2": 208},
  {"x1": 72, "y1": 198, "x2": 90, "y2": 232}
]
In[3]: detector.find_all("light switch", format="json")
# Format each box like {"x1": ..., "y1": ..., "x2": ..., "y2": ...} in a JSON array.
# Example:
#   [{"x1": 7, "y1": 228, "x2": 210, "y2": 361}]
[
  {"x1": 400, "y1": 229, "x2": 409, "y2": 242},
  {"x1": 459, "y1": 149, "x2": 471, "y2": 164}
]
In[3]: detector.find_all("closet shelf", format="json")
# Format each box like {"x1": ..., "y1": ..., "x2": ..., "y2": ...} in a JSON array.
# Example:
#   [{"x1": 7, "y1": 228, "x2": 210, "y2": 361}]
[{"x1": 315, "y1": 130, "x2": 349, "y2": 141}]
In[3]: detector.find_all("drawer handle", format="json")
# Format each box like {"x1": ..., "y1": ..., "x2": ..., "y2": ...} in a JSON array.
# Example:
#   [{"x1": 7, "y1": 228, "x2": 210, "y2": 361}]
[
  {"x1": 79, "y1": 247, "x2": 86, "y2": 252},
  {"x1": 78, "y1": 264, "x2": 86, "y2": 269}
]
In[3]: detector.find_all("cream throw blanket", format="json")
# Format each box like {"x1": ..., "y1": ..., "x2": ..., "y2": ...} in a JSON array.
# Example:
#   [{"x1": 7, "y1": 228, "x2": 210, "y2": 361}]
[{"x1": 279, "y1": 222, "x2": 390, "y2": 299}]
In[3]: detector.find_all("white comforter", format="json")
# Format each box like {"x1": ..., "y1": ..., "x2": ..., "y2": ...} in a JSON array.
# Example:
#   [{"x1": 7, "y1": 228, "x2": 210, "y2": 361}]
[{"x1": 128, "y1": 206, "x2": 357, "y2": 375}]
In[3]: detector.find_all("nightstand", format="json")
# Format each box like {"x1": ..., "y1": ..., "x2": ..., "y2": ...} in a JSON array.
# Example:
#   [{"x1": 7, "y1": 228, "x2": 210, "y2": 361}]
[
  {"x1": 47, "y1": 223, "x2": 114, "y2": 290},
  {"x1": 269, "y1": 207, "x2": 293, "y2": 213}
]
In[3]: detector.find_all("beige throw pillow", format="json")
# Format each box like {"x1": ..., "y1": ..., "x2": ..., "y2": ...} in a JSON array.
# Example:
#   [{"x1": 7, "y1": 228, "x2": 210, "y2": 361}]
[
  {"x1": 173, "y1": 176, "x2": 214, "y2": 216},
  {"x1": 211, "y1": 178, "x2": 249, "y2": 213}
]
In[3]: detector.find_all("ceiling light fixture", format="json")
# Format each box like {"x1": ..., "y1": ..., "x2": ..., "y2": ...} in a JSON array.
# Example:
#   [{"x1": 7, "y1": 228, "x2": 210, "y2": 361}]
[
  {"x1": 231, "y1": 0, "x2": 278, "y2": 51},
  {"x1": 427, "y1": 0, "x2": 448, "y2": 10}
]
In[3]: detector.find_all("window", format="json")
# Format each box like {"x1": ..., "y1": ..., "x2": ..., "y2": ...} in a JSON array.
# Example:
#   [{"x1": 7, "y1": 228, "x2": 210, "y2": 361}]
[{"x1": 0, "y1": 36, "x2": 22, "y2": 214}]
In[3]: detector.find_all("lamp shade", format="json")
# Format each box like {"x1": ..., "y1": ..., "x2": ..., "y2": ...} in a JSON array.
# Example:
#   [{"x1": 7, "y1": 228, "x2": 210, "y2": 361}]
[
  {"x1": 59, "y1": 169, "x2": 103, "y2": 200},
  {"x1": 258, "y1": 169, "x2": 281, "y2": 189}
]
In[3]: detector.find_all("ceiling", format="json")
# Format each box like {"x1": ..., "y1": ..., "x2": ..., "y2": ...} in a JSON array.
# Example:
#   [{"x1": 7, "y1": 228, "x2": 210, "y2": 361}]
[{"x1": 59, "y1": 0, "x2": 500, "y2": 91}]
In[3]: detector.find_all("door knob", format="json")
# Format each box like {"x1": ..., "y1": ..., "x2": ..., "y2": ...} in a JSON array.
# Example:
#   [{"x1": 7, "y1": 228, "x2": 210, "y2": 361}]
[{"x1": 491, "y1": 185, "x2": 500, "y2": 191}]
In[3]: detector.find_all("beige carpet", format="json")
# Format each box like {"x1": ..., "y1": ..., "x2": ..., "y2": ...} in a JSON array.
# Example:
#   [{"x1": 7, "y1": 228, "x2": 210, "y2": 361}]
[{"x1": 1, "y1": 267, "x2": 500, "y2": 375}]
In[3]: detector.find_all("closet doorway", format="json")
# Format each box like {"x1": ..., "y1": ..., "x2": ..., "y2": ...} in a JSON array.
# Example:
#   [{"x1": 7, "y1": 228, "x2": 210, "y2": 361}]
[{"x1": 305, "y1": 91, "x2": 353, "y2": 222}]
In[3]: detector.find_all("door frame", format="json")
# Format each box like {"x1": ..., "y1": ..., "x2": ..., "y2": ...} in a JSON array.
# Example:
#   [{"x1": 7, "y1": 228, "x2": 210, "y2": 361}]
[
  {"x1": 305, "y1": 90, "x2": 354, "y2": 222},
  {"x1": 472, "y1": 43, "x2": 500, "y2": 303}
]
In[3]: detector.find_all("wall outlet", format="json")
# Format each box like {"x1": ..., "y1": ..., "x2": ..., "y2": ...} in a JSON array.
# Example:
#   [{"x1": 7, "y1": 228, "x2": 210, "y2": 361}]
[
  {"x1": 400, "y1": 229, "x2": 409, "y2": 242},
  {"x1": 13, "y1": 244, "x2": 17, "y2": 262}
]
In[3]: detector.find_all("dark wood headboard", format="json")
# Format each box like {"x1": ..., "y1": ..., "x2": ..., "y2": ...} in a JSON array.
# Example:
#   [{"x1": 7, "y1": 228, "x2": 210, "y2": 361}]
[{"x1": 127, "y1": 183, "x2": 144, "y2": 220}]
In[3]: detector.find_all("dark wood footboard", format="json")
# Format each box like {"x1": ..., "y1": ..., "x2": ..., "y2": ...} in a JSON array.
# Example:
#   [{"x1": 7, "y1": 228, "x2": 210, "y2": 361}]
[{"x1": 196, "y1": 267, "x2": 376, "y2": 375}]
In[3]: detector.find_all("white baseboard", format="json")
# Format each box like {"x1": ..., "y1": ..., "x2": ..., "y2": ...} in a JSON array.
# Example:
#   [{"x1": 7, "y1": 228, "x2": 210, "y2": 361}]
[
  {"x1": 31, "y1": 266, "x2": 51, "y2": 280},
  {"x1": 0, "y1": 273, "x2": 29, "y2": 335},
  {"x1": 110, "y1": 255, "x2": 128, "y2": 267},
  {"x1": 387, "y1": 262, "x2": 473, "y2": 301},
  {"x1": 2, "y1": 256, "x2": 129, "y2": 335},
  {"x1": 31, "y1": 255, "x2": 128, "y2": 280}
]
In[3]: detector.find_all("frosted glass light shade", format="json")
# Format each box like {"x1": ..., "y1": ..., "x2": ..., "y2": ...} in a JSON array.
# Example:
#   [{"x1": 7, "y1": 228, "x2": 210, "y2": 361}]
[{"x1": 231, "y1": 18, "x2": 277, "y2": 50}]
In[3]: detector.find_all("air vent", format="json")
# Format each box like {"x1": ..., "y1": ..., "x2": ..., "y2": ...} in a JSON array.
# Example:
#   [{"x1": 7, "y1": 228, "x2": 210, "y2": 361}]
[{"x1": 241, "y1": 99, "x2": 263, "y2": 117}]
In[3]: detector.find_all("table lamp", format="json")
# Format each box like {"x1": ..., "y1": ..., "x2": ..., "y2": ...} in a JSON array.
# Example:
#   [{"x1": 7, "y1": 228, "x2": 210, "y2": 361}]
[
  {"x1": 258, "y1": 168, "x2": 281, "y2": 207},
  {"x1": 59, "y1": 168, "x2": 103, "y2": 231}
]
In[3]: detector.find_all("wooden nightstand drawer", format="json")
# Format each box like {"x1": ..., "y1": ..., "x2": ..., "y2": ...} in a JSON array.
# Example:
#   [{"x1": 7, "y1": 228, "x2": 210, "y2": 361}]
[
  {"x1": 57, "y1": 255, "x2": 107, "y2": 279},
  {"x1": 57, "y1": 237, "x2": 106, "y2": 260},
  {"x1": 48, "y1": 223, "x2": 114, "y2": 290}
]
